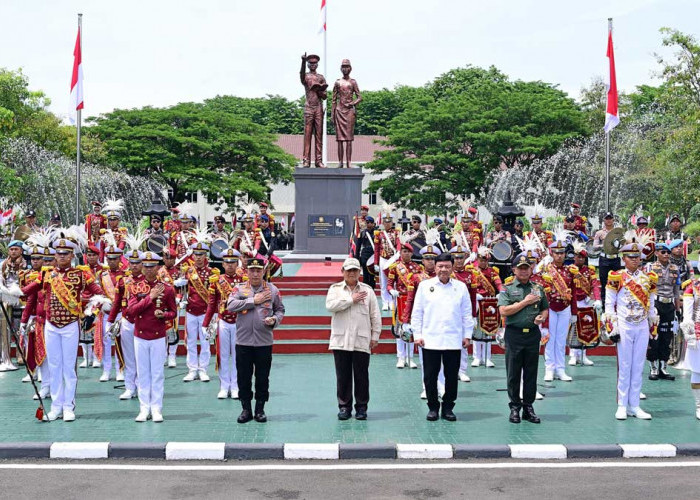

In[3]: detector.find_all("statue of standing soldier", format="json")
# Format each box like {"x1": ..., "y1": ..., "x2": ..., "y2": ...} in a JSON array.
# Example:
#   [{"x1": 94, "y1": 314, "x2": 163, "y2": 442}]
[
  {"x1": 332, "y1": 59, "x2": 362, "y2": 168},
  {"x1": 300, "y1": 53, "x2": 328, "y2": 168}
]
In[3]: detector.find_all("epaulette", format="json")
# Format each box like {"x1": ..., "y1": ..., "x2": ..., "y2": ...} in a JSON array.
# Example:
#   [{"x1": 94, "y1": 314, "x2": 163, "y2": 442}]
[
  {"x1": 542, "y1": 274, "x2": 553, "y2": 283},
  {"x1": 211, "y1": 268, "x2": 220, "y2": 275},
  {"x1": 76, "y1": 265, "x2": 91, "y2": 272},
  {"x1": 504, "y1": 276, "x2": 515, "y2": 285},
  {"x1": 608, "y1": 271, "x2": 621, "y2": 281},
  {"x1": 647, "y1": 271, "x2": 658, "y2": 283},
  {"x1": 582, "y1": 216, "x2": 588, "y2": 222},
  {"x1": 208, "y1": 275, "x2": 219, "y2": 284},
  {"x1": 492, "y1": 266, "x2": 500, "y2": 275},
  {"x1": 373, "y1": 230, "x2": 380, "y2": 235},
  {"x1": 588, "y1": 265, "x2": 596, "y2": 273},
  {"x1": 464, "y1": 264, "x2": 475, "y2": 270},
  {"x1": 118, "y1": 227, "x2": 127, "y2": 233},
  {"x1": 568, "y1": 265, "x2": 579, "y2": 275},
  {"x1": 40, "y1": 265, "x2": 53, "y2": 273},
  {"x1": 681, "y1": 279, "x2": 693, "y2": 290}
]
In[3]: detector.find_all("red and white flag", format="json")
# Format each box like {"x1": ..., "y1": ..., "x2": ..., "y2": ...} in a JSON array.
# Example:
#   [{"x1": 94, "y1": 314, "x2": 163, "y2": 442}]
[
  {"x1": 604, "y1": 27, "x2": 619, "y2": 133},
  {"x1": 318, "y1": 0, "x2": 327, "y2": 34},
  {"x1": 70, "y1": 27, "x2": 84, "y2": 111},
  {"x1": 0, "y1": 208, "x2": 13, "y2": 226}
]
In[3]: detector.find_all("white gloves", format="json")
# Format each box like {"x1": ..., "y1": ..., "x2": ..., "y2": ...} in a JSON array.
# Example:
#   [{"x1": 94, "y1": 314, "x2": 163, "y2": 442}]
[
  {"x1": 373, "y1": 264, "x2": 380, "y2": 273},
  {"x1": 649, "y1": 315, "x2": 660, "y2": 327},
  {"x1": 593, "y1": 300, "x2": 602, "y2": 313},
  {"x1": 569, "y1": 315, "x2": 578, "y2": 325},
  {"x1": 19, "y1": 323, "x2": 27, "y2": 335},
  {"x1": 402, "y1": 323, "x2": 413, "y2": 335},
  {"x1": 179, "y1": 299, "x2": 188, "y2": 310},
  {"x1": 540, "y1": 327, "x2": 549, "y2": 338},
  {"x1": 476, "y1": 293, "x2": 484, "y2": 301},
  {"x1": 389, "y1": 289, "x2": 399, "y2": 298}
]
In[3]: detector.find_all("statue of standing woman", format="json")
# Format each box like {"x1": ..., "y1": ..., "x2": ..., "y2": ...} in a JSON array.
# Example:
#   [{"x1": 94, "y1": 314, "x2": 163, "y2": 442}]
[
  {"x1": 332, "y1": 59, "x2": 362, "y2": 168},
  {"x1": 300, "y1": 53, "x2": 328, "y2": 168}
]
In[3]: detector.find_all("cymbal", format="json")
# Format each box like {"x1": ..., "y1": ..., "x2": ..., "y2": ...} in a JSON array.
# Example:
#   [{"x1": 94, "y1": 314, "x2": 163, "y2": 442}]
[{"x1": 603, "y1": 227, "x2": 625, "y2": 255}]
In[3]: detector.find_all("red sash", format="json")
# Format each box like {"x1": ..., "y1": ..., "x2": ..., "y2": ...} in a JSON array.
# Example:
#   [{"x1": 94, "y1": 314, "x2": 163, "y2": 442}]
[
  {"x1": 478, "y1": 298, "x2": 500, "y2": 335},
  {"x1": 547, "y1": 264, "x2": 572, "y2": 302},
  {"x1": 621, "y1": 272, "x2": 650, "y2": 311}
]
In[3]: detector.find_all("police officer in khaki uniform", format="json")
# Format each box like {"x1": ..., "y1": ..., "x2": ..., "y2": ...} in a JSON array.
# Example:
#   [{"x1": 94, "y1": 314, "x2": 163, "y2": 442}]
[{"x1": 498, "y1": 252, "x2": 549, "y2": 424}]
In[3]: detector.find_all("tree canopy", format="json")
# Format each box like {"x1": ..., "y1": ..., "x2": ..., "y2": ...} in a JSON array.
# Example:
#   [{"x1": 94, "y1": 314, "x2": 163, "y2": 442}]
[
  {"x1": 87, "y1": 102, "x2": 296, "y2": 208},
  {"x1": 365, "y1": 66, "x2": 590, "y2": 213}
]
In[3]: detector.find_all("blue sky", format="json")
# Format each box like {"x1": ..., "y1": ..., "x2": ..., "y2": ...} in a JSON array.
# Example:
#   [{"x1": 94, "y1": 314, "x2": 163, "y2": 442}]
[{"x1": 2, "y1": 0, "x2": 698, "y2": 119}]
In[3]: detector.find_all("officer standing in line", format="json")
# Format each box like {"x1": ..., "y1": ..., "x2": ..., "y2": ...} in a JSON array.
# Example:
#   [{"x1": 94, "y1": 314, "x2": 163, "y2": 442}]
[{"x1": 498, "y1": 253, "x2": 549, "y2": 424}]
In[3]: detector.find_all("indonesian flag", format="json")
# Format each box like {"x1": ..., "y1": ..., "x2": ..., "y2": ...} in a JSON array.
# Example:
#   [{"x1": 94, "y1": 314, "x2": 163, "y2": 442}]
[
  {"x1": 0, "y1": 208, "x2": 12, "y2": 226},
  {"x1": 70, "y1": 27, "x2": 84, "y2": 111},
  {"x1": 318, "y1": 0, "x2": 327, "y2": 33},
  {"x1": 604, "y1": 28, "x2": 619, "y2": 133}
]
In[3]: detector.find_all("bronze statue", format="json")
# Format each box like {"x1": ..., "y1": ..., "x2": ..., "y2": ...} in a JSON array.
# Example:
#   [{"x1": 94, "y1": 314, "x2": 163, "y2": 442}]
[
  {"x1": 300, "y1": 53, "x2": 328, "y2": 168},
  {"x1": 332, "y1": 59, "x2": 362, "y2": 168}
]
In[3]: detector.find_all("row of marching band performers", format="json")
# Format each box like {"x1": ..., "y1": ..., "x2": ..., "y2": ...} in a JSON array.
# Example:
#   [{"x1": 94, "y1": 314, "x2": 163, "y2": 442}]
[
  {"x1": 355, "y1": 202, "x2": 700, "y2": 420},
  {"x1": 0, "y1": 202, "x2": 290, "y2": 423}
]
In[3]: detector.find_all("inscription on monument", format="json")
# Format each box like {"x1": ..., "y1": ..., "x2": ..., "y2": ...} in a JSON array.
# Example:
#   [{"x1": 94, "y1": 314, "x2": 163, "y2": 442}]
[{"x1": 308, "y1": 215, "x2": 348, "y2": 238}]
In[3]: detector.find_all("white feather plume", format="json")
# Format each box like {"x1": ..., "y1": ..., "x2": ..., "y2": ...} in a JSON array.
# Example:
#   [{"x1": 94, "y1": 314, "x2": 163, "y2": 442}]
[
  {"x1": 101, "y1": 228, "x2": 118, "y2": 249},
  {"x1": 239, "y1": 201, "x2": 258, "y2": 217},
  {"x1": 101, "y1": 198, "x2": 124, "y2": 214},
  {"x1": 191, "y1": 226, "x2": 212, "y2": 245},
  {"x1": 552, "y1": 223, "x2": 574, "y2": 245},
  {"x1": 380, "y1": 201, "x2": 395, "y2": 216},
  {"x1": 623, "y1": 229, "x2": 655, "y2": 248},
  {"x1": 124, "y1": 227, "x2": 147, "y2": 252},
  {"x1": 26, "y1": 227, "x2": 56, "y2": 250},
  {"x1": 572, "y1": 240, "x2": 587, "y2": 255},
  {"x1": 83, "y1": 295, "x2": 112, "y2": 316},
  {"x1": 424, "y1": 228, "x2": 440, "y2": 246},
  {"x1": 0, "y1": 282, "x2": 23, "y2": 306},
  {"x1": 477, "y1": 245, "x2": 492, "y2": 258},
  {"x1": 56, "y1": 225, "x2": 88, "y2": 251},
  {"x1": 175, "y1": 201, "x2": 196, "y2": 216}
]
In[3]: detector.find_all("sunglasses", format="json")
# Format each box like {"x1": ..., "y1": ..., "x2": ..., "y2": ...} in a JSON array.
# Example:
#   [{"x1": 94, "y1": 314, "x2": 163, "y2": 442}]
[{"x1": 658, "y1": 250, "x2": 670, "y2": 255}]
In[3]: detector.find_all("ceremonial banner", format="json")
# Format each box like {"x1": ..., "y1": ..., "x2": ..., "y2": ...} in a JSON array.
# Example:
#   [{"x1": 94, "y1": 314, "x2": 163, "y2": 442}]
[
  {"x1": 604, "y1": 25, "x2": 619, "y2": 132},
  {"x1": 576, "y1": 306, "x2": 599, "y2": 346},
  {"x1": 478, "y1": 298, "x2": 500, "y2": 336},
  {"x1": 70, "y1": 26, "x2": 84, "y2": 111}
]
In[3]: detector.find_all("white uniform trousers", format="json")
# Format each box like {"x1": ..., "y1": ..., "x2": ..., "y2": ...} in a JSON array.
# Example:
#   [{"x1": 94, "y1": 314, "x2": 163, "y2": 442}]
[
  {"x1": 134, "y1": 336, "x2": 166, "y2": 411},
  {"x1": 120, "y1": 318, "x2": 138, "y2": 392},
  {"x1": 396, "y1": 338, "x2": 414, "y2": 360},
  {"x1": 545, "y1": 307, "x2": 571, "y2": 373},
  {"x1": 186, "y1": 313, "x2": 210, "y2": 371},
  {"x1": 379, "y1": 257, "x2": 392, "y2": 307},
  {"x1": 217, "y1": 320, "x2": 238, "y2": 392},
  {"x1": 168, "y1": 340, "x2": 178, "y2": 359},
  {"x1": 79, "y1": 343, "x2": 93, "y2": 363},
  {"x1": 45, "y1": 320, "x2": 79, "y2": 413},
  {"x1": 617, "y1": 319, "x2": 649, "y2": 408},
  {"x1": 101, "y1": 313, "x2": 117, "y2": 374},
  {"x1": 459, "y1": 347, "x2": 470, "y2": 375}
]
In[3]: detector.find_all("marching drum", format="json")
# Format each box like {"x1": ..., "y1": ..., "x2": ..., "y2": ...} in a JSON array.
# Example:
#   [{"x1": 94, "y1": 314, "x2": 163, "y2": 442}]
[
  {"x1": 146, "y1": 234, "x2": 168, "y2": 254},
  {"x1": 491, "y1": 240, "x2": 513, "y2": 262},
  {"x1": 210, "y1": 238, "x2": 229, "y2": 260}
]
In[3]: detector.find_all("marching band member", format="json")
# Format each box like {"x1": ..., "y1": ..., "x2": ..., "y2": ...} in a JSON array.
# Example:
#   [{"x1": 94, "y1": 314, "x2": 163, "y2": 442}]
[
  {"x1": 353, "y1": 215, "x2": 377, "y2": 290},
  {"x1": 233, "y1": 209, "x2": 262, "y2": 261},
  {"x1": 203, "y1": 248, "x2": 247, "y2": 399},
  {"x1": 373, "y1": 204, "x2": 400, "y2": 311},
  {"x1": 128, "y1": 251, "x2": 177, "y2": 422},
  {"x1": 175, "y1": 235, "x2": 219, "y2": 382},
  {"x1": 645, "y1": 242, "x2": 680, "y2": 381},
  {"x1": 79, "y1": 244, "x2": 103, "y2": 369},
  {"x1": 99, "y1": 200, "x2": 128, "y2": 261},
  {"x1": 85, "y1": 201, "x2": 107, "y2": 245},
  {"x1": 470, "y1": 247, "x2": 505, "y2": 368},
  {"x1": 541, "y1": 237, "x2": 578, "y2": 382},
  {"x1": 18, "y1": 244, "x2": 45, "y2": 384},
  {"x1": 21, "y1": 237, "x2": 106, "y2": 421},
  {"x1": 161, "y1": 248, "x2": 181, "y2": 367},
  {"x1": 402, "y1": 235, "x2": 440, "y2": 398},
  {"x1": 570, "y1": 203, "x2": 588, "y2": 237},
  {"x1": 681, "y1": 278, "x2": 700, "y2": 420},
  {"x1": 97, "y1": 245, "x2": 124, "y2": 381},
  {"x1": 386, "y1": 234, "x2": 422, "y2": 369},
  {"x1": 568, "y1": 241, "x2": 602, "y2": 366},
  {"x1": 526, "y1": 212, "x2": 554, "y2": 247},
  {"x1": 605, "y1": 236, "x2": 658, "y2": 420},
  {"x1": 107, "y1": 234, "x2": 146, "y2": 398}
]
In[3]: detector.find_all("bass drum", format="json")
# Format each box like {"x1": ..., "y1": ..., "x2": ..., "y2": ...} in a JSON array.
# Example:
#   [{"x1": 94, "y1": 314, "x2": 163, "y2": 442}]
[
  {"x1": 146, "y1": 234, "x2": 168, "y2": 255},
  {"x1": 210, "y1": 238, "x2": 229, "y2": 259},
  {"x1": 491, "y1": 240, "x2": 513, "y2": 262}
]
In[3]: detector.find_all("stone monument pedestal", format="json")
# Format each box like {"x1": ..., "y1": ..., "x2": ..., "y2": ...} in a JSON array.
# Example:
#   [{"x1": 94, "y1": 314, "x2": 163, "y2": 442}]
[{"x1": 291, "y1": 167, "x2": 364, "y2": 257}]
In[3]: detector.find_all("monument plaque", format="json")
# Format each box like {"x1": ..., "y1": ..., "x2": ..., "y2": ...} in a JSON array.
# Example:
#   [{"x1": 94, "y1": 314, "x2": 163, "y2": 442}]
[{"x1": 308, "y1": 215, "x2": 348, "y2": 238}]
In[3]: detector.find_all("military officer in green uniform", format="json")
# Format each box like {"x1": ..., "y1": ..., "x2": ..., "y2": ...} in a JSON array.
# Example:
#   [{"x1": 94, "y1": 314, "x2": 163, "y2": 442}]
[{"x1": 498, "y1": 252, "x2": 549, "y2": 424}]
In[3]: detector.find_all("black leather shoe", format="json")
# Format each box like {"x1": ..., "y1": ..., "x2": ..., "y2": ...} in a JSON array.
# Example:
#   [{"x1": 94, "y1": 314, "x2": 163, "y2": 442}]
[
  {"x1": 509, "y1": 408, "x2": 521, "y2": 424},
  {"x1": 237, "y1": 409, "x2": 253, "y2": 424},
  {"x1": 648, "y1": 371, "x2": 659, "y2": 381},
  {"x1": 441, "y1": 410, "x2": 457, "y2": 422},
  {"x1": 426, "y1": 410, "x2": 439, "y2": 421},
  {"x1": 355, "y1": 410, "x2": 367, "y2": 420},
  {"x1": 337, "y1": 409, "x2": 351, "y2": 420},
  {"x1": 254, "y1": 411, "x2": 267, "y2": 423},
  {"x1": 522, "y1": 405, "x2": 541, "y2": 424},
  {"x1": 659, "y1": 367, "x2": 675, "y2": 381}
]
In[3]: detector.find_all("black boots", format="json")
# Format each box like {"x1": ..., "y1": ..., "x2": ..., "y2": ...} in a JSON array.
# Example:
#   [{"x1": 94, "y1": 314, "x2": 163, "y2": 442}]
[
  {"x1": 509, "y1": 407, "x2": 521, "y2": 423},
  {"x1": 237, "y1": 401, "x2": 253, "y2": 424},
  {"x1": 254, "y1": 401, "x2": 267, "y2": 423},
  {"x1": 658, "y1": 361, "x2": 676, "y2": 381},
  {"x1": 522, "y1": 405, "x2": 541, "y2": 424},
  {"x1": 649, "y1": 360, "x2": 659, "y2": 380}
]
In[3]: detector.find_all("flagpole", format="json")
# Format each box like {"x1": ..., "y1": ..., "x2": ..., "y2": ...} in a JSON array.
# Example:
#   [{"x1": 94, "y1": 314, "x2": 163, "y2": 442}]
[
  {"x1": 604, "y1": 17, "x2": 612, "y2": 214},
  {"x1": 75, "y1": 13, "x2": 83, "y2": 225},
  {"x1": 322, "y1": 5, "x2": 328, "y2": 167}
]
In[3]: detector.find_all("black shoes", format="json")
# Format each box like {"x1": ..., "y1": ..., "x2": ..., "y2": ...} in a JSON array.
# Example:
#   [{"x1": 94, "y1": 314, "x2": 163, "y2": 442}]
[
  {"x1": 254, "y1": 402, "x2": 267, "y2": 423},
  {"x1": 426, "y1": 410, "x2": 439, "y2": 421},
  {"x1": 337, "y1": 408, "x2": 352, "y2": 420},
  {"x1": 659, "y1": 362, "x2": 675, "y2": 381},
  {"x1": 441, "y1": 410, "x2": 457, "y2": 421},
  {"x1": 355, "y1": 410, "x2": 367, "y2": 420},
  {"x1": 522, "y1": 405, "x2": 541, "y2": 424},
  {"x1": 509, "y1": 408, "x2": 521, "y2": 424},
  {"x1": 237, "y1": 409, "x2": 253, "y2": 424}
]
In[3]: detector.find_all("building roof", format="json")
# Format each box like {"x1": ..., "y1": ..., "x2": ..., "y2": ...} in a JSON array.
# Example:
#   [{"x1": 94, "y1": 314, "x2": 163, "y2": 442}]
[{"x1": 275, "y1": 134, "x2": 389, "y2": 164}]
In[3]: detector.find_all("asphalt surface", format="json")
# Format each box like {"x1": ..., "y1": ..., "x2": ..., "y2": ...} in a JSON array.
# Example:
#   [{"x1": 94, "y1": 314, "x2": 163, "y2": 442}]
[{"x1": 1, "y1": 459, "x2": 699, "y2": 499}]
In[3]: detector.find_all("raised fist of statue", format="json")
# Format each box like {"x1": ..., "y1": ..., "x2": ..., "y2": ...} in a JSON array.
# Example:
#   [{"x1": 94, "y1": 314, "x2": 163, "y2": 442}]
[{"x1": 301, "y1": 52, "x2": 307, "y2": 62}]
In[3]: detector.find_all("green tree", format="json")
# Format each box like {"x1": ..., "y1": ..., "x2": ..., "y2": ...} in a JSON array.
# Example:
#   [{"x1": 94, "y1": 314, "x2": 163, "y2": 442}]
[
  {"x1": 88, "y1": 102, "x2": 296, "y2": 208},
  {"x1": 204, "y1": 94, "x2": 304, "y2": 134},
  {"x1": 366, "y1": 67, "x2": 589, "y2": 213}
]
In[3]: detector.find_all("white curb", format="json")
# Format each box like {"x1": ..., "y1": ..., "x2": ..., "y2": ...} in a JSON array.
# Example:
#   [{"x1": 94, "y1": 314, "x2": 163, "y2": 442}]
[
  {"x1": 165, "y1": 442, "x2": 225, "y2": 460},
  {"x1": 50, "y1": 442, "x2": 109, "y2": 459},
  {"x1": 509, "y1": 444, "x2": 567, "y2": 459},
  {"x1": 284, "y1": 443, "x2": 339, "y2": 460},
  {"x1": 621, "y1": 444, "x2": 677, "y2": 458},
  {"x1": 396, "y1": 444, "x2": 453, "y2": 459}
]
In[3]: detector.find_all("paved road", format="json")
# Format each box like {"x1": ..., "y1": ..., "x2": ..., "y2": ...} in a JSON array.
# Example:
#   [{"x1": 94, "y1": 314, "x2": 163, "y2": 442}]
[{"x1": 1, "y1": 459, "x2": 699, "y2": 499}]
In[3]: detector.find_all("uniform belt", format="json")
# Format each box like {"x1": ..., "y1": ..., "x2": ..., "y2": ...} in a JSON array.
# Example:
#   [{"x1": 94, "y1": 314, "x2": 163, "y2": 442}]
[
  {"x1": 505, "y1": 325, "x2": 538, "y2": 333},
  {"x1": 603, "y1": 253, "x2": 619, "y2": 259},
  {"x1": 657, "y1": 296, "x2": 674, "y2": 304}
]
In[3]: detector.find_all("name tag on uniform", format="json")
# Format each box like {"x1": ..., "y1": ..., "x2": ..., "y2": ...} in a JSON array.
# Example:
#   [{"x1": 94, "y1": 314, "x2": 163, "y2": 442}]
[{"x1": 510, "y1": 290, "x2": 523, "y2": 298}]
